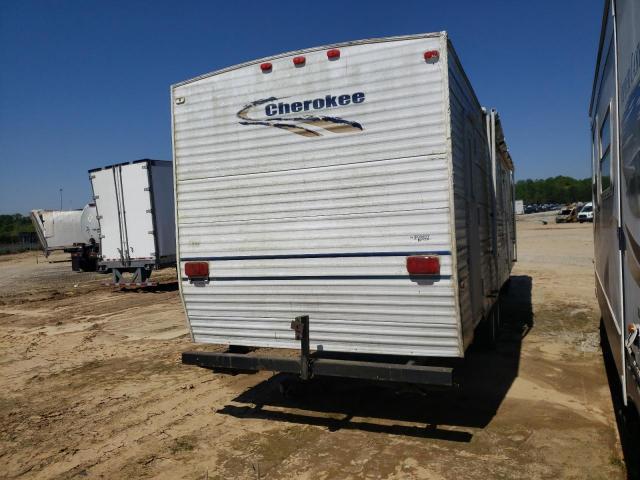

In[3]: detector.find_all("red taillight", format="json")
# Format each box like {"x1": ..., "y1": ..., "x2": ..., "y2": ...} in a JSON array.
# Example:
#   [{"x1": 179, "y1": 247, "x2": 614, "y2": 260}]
[
  {"x1": 293, "y1": 56, "x2": 305, "y2": 65},
  {"x1": 260, "y1": 62, "x2": 272, "y2": 72},
  {"x1": 406, "y1": 256, "x2": 440, "y2": 275},
  {"x1": 424, "y1": 50, "x2": 439, "y2": 61},
  {"x1": 185, "y1": 262, "x2": 209, "y2": 278},
  {"x1": 327, "y1": 49, "x2": 340, "y2": 59}
]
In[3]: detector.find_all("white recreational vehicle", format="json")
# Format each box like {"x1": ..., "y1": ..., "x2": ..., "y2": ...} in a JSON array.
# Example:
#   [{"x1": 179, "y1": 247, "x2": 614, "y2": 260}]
[
  {"x1": 173, "y1": 32, "x2": 515, "y2": 385},
  {"x1": 89, "y1": 159, "x2": 176, "y2": 286},
  {"x1": 590, "y1": 0, "x2": 640, "y2": 421},
  {"x1": 30, "y1": 205, "x2": 100, "y2": 271}
]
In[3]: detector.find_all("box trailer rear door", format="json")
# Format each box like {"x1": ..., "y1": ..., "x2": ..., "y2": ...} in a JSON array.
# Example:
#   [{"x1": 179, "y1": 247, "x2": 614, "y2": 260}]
[
  {"x1": 119, "y1": 162, "x2": 155, "y2": 260},
  {"x1": 91, "y1": 162, "x2": 156, "y2": 263}
]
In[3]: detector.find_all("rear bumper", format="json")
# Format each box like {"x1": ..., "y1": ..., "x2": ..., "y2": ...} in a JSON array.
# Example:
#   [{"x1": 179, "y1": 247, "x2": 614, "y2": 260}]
[{"x1": 182, "y1": 350, "x2": 457, "y2": 386}]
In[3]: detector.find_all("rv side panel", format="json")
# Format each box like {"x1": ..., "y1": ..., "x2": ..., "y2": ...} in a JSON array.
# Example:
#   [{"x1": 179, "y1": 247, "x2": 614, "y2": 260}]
[
  {"x1": 591, "y1": 1, "x2": 625, "y2": 382},
  {"x1": 447, "y1": 43, "x2": 496, "y2": 349},
  {"x1": 614, "y1": 0, "x2": 640, "y2": 412}
]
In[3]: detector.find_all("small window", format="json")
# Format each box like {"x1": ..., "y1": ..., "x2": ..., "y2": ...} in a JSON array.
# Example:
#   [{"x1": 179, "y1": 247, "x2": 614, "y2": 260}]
[
  {"x1": 599, "y1": 109, "x2": 612, "y2": 194},
  {"x1": 600, "y1": 151, "x2": 611, "y2": 191},
  {"x1": 600, "y1": 111, "x2": 611, "y2": 157}
]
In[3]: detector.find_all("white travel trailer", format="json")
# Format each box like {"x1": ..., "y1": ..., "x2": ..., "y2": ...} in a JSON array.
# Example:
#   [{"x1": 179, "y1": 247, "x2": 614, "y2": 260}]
[
  {"x1": 89, "y1": 159, "x2": 176, "y2": 286},
  {"x1": 173, "y1": 32, "x2": 515, "y2": 385},
  {"x1": 590, "y1": 0, "x2": 640, "y2": 420},
  {"x1": 30, "y1": 204, "x2": 100, "y2": 271}
]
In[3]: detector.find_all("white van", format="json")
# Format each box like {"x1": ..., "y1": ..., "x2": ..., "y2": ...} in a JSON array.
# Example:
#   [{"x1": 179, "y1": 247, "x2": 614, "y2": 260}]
[{"x1": 578, "y1": 202, "x2": 593, "y2": 223}]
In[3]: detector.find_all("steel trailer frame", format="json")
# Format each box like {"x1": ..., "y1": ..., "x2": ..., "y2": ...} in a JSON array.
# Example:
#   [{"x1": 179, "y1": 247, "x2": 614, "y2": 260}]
[{"x1": 182, "y1": 316, "x2": 457, "y2": 386}]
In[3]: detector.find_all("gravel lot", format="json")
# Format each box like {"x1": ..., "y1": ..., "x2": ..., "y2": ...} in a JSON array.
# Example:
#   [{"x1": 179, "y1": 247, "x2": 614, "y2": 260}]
[{"x1": 0, "y1": 218, "x2": 627, "y2": 479}]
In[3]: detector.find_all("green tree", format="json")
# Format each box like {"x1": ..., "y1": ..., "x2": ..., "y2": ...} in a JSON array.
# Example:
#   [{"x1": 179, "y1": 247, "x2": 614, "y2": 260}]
[
  {"x1": 515, "y1": 176, "x2": 592, "y2": 204},
  {"x1": 0, "y1": 214, "x2": 35, "y2": 244}
]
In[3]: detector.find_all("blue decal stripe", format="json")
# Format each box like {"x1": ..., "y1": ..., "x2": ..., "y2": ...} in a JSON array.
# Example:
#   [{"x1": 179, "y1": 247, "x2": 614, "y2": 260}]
[
  {"x1": 181, "y1": 275, "x2": 452, "y2": 282},
  {"x1": 181, "y1": 251, "x2": 451, "y2": 262}
]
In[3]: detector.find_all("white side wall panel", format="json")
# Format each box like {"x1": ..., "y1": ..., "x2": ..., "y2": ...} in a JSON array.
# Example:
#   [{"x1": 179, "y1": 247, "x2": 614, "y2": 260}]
[{"x1": 447, "y1": 44, "x2": 498, "y2": 349}]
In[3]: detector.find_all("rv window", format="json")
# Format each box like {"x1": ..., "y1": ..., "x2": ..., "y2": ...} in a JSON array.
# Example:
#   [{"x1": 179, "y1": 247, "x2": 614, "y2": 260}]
[
  {"x1": 599, "y1": 110, "x2": 611, "y2": 158},
  {"x1": 600, "y1": 151, "x2": 612, "y2": 192},
  {"x1": 599, "y1": 109, "x2": 612, "y2": 194}
]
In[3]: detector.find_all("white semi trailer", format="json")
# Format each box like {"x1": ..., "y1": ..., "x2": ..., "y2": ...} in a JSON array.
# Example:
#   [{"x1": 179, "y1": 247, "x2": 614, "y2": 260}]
[
  {"x1": 590, "y1": 0, "x2": 640, "y2": 427},
  {"x1": 173, "y1": 32, "x2": 515, "y2": 385},
  {"x1": 89, "y1": 159, "x2": 176, "y2": 286},
  {"x1": 30, "y1": 204, "x2": 100, "y2": 271}
]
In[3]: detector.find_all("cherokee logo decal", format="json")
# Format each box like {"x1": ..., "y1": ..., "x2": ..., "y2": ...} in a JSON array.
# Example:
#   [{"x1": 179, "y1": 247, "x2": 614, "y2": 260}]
[{"x1": 237, "y1": 92, "x2": 365, "y2": 137}]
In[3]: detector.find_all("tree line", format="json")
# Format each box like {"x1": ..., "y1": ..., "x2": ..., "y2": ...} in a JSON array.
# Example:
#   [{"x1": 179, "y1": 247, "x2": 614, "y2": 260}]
[
  {"x1": 0, "y1": 214, "x2": 35, "y2": 244},
  {"x1": 515, "y1": 176, "x2": 591, "y2": 204}
]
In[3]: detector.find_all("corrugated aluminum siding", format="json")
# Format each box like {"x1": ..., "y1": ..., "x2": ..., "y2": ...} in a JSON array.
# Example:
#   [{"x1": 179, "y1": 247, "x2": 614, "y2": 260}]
[
  {"x1": 172, "y1": 33, "x2": 463, "y2": 357},
  {"x1": 447, "y1": 44, "x2": 496, "y2": 349}
]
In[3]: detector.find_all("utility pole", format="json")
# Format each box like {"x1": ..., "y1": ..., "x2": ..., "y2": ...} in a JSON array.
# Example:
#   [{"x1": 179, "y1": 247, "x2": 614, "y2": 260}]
[{"x1": 59, "y1": 188, "x2": 63, "y2": 210}]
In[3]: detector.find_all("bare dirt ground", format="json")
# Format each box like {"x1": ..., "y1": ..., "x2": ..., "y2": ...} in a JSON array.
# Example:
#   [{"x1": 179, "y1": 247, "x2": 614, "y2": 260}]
[{"x1": 0, "y1": 219, "x2": 628, "y2": 479}]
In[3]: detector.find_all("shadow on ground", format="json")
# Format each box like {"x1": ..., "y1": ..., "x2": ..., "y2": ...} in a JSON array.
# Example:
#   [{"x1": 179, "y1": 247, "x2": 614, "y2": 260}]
[
  {"x1": 216, "y1": 275, "x2": 533, "y2": 442},
  {"x1": 113, "y1": 281, "x2": 180, "y2": 293},
  {"x1": 601, "y1": 321, "x2": 640, "y2": 480}
]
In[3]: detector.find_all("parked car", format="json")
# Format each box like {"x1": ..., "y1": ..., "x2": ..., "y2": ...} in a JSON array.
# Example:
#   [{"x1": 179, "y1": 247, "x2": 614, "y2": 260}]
[
  {"x1": 578, "y1": 202, "x2": 594, "y2": 223},
  {"x1": 555, "y1": 205, "x2": 578, "y2": 223}
]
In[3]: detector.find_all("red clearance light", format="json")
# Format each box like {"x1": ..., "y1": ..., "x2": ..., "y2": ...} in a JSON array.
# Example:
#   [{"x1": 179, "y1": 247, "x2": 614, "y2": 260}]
[
  {"x1": 185, "y1": 261, "x2": 209, "y2": 278},
  {"x1": 424, "y1": 50, "x2": 439, "y2": 61},
  {"x1": 260, "y1": 62, "x2": 272, "y2": 72},
  {"x1": 406, "y1": 256, "x2": 440, "y2": 276},
  {"x1": 327, "y1": 49, "x2": 340, "y2": 59},
  {"x1": 293, "y1": 56, "x2": 305, "y2": 65}
]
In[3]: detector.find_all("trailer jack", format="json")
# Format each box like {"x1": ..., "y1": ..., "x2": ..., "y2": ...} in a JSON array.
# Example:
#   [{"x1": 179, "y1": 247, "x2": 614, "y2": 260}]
[
  {"x1": 290, "y1": 315, "x2": 311, "y2": 380},
  {"x1": 182, "y1": 315, "x2": 456, "y2": 386}
]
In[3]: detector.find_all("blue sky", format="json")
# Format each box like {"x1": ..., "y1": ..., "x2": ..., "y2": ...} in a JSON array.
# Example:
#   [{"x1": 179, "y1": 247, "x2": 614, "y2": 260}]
[{"x1": 0, "y1": 0, "x2": 602, "y2": 214}]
